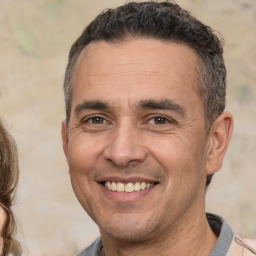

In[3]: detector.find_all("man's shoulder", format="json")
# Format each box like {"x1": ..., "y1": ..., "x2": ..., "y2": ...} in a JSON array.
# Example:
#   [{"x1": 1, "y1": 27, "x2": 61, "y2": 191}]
[
  {"x1": 75, "y1": 237, "x2": 103, "y2": 256},
  {"x1": 227, "y1": 236, "x2": 256, "y2": 256}
]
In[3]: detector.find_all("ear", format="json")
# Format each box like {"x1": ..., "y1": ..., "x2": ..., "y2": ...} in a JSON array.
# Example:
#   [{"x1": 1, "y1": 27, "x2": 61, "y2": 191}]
[
  {"x1": 61, "y1": 121, "x2": 69, "y2": 163},
  {"x1": 206, "y1": 112, "x2": 233, "y2": 175}
]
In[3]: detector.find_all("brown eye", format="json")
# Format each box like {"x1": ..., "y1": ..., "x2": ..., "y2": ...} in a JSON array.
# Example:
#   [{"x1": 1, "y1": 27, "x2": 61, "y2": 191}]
[
  {"x1": 88, "y1": 116, "x2": 106, "y2": 124},
  {"x1": 148, "y1": 116, "x2": 168, "y2": 125},
  {"x1": 154, "y1": 116, "x2": 167, "y2": 124}
]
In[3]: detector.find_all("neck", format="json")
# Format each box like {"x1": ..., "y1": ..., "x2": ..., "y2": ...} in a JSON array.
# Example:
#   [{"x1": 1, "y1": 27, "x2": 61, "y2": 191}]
[{"x1": 101, "y1": 210, "x2": 217, "y2": 256}]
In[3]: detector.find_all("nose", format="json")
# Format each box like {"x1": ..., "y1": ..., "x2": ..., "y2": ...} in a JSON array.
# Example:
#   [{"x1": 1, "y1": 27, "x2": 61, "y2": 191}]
[{"x1": 103, "y1": 122, "x2": 147, "y2": 167}]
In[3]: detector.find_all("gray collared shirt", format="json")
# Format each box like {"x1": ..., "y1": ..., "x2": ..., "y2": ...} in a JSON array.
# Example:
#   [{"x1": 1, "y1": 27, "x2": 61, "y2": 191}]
[
  {"x1": 208, "y1": 213, "x2": 234, "y2": 256},
  {"x1": 76, "y1": 213, "x2": 234, "y2": 256}
]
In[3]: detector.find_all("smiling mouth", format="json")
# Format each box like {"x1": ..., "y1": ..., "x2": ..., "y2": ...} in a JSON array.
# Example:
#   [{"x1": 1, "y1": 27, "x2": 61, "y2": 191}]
[{"x1": 101, "y1": 181, "x2": 156, "y2": 193}]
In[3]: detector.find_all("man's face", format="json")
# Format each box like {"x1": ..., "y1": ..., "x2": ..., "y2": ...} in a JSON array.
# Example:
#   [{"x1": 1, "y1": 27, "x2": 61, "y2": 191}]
[{"x1": 62, "y1": 39, "x2": 212, "y2": 241}]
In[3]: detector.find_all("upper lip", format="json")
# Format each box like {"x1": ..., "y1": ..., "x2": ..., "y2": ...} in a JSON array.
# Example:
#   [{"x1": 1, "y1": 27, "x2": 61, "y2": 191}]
[{"x1": 96, "y1": 176, "x2": 159, "y2": 184}]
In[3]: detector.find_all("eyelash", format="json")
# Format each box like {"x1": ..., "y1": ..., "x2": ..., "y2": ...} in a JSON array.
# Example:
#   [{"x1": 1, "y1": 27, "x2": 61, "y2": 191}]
[
  {"x1": 82, "y1": 115, "x2": 108, "y2": 124},
  {"x1": 147, "y1": 114, "x2": 177, "y2": 125},
  {"x1": 82, "y1": 114, "x2": 175, "y2": 126},
  {"x1": 148, "y1": 116, "x2": 169, "y2": 125}
]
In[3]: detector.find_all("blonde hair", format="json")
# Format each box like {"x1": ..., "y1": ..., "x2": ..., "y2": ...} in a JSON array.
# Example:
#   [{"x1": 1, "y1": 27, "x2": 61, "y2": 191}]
[{"x1": 0, "y1": 119, "x2": 21, "y2": 255}]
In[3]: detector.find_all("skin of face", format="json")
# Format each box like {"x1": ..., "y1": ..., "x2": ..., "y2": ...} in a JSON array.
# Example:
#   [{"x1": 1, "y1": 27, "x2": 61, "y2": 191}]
[{"x1": 62, "y1": 38, "x2": 233, "y2": 254}]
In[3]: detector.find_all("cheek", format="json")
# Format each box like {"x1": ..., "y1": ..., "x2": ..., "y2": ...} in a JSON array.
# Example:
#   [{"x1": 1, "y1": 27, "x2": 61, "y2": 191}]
[
  {"x1": 147, "y1": 133, "x2": 207, "y2": 184},
  {"x1": 67, "y1": 137, "x2": 102, "y2": 203},
  {"x1": 148, "y1": 135, "x2": 192, "y2": 166},
  {"x1": 68, "y1": 134, "x2": 105, "y2": 174},
  {"x1": 67, "y1": 138, "x2": 99, "y2": 211}
]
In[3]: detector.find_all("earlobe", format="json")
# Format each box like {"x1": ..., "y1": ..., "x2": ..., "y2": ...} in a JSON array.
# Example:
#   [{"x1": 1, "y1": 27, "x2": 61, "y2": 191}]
[
  {"x1": 61, "y1": 121, "x2": 69, "y2": 162},
  {"x1": 206, "y1": 112, "x2": 233, "y2": 175}
]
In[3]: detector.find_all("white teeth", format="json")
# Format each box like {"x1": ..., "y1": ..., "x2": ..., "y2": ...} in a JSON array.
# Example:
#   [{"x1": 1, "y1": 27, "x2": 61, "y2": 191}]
[
  {"x1": 117, "y1": 182, "x2": 125, "y2": 192},
  {"x1": 104, "y1": 181, "x2": 153, "y2": 193},
  {"x1": 106, "y1": 181, "x2": 112, "y2": 190},
  {"x1": 125, "y1": 183, "x2": 134, "y2": 192},
  {"x1": 140, "y1": 182, "x2": 146, "y2": 190},
  {"x1": 112, "y1": 182, "x2": 117, "y2": 191},
  {"x1": 134, "y1": 182, "x2": 141, "y2": 191}
]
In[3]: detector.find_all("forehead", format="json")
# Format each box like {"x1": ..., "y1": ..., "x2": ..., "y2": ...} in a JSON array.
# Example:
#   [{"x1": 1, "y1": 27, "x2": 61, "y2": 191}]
[{"x1": 72, "y1": 38, "x2": 200, "y2": 107}]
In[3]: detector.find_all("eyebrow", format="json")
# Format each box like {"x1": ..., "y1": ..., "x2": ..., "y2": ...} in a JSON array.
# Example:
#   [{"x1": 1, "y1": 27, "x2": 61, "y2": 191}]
[
  {"x1": 74, "y1": 99, "x2": 186, "y2": 116},
  {"x1": 138, "y1": 99, "x2": 186, "y2": 116},
  {"x1": 74, "y1": 100, "x2": 110, "y2": 116}
]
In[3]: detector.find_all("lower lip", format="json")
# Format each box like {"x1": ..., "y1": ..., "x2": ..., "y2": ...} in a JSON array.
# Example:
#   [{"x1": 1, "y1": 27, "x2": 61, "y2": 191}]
[{"x1": 98, "y1": 183, "x2": 157, "y2": 202}]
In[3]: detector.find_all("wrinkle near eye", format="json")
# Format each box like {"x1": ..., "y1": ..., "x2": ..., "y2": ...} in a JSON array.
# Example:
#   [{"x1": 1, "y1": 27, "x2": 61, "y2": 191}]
[
  {"x1": 173, "y1": 123, "x2": 208, "y2": 163},
  {"x1": 69, "y1": 122, "x2": 87, "y2": 137}
]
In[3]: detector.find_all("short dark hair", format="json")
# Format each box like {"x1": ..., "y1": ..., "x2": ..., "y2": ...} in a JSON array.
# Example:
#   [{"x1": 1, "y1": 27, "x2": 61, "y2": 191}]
[{"x1": 63, "y1": 1, "x2": 227, "y2": 186}]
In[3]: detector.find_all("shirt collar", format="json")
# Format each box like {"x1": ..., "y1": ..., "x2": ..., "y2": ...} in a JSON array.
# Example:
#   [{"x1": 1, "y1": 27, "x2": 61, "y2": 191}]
[{"x1": 207, "y1": 213, "x2": 234, "y2": 256}]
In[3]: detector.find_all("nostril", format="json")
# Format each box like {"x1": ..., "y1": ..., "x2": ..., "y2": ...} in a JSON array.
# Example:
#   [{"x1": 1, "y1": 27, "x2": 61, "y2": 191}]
[{"x1": 103, "y1": 147, "x2": 148, "y2": 167}]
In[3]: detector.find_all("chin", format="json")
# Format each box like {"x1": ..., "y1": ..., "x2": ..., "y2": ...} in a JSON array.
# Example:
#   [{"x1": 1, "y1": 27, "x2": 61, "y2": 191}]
[
  {"x1": 102, "y1": 228, "x2": 152, "y2": 242},
  {"x1": 99, "y1": 215, "x2": 157, "y2": 242}
]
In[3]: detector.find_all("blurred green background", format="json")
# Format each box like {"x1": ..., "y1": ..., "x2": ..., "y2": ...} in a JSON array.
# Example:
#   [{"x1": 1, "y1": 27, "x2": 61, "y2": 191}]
[{"x1": 0, "y1": 0, "x2": 255, "y2": 255}]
